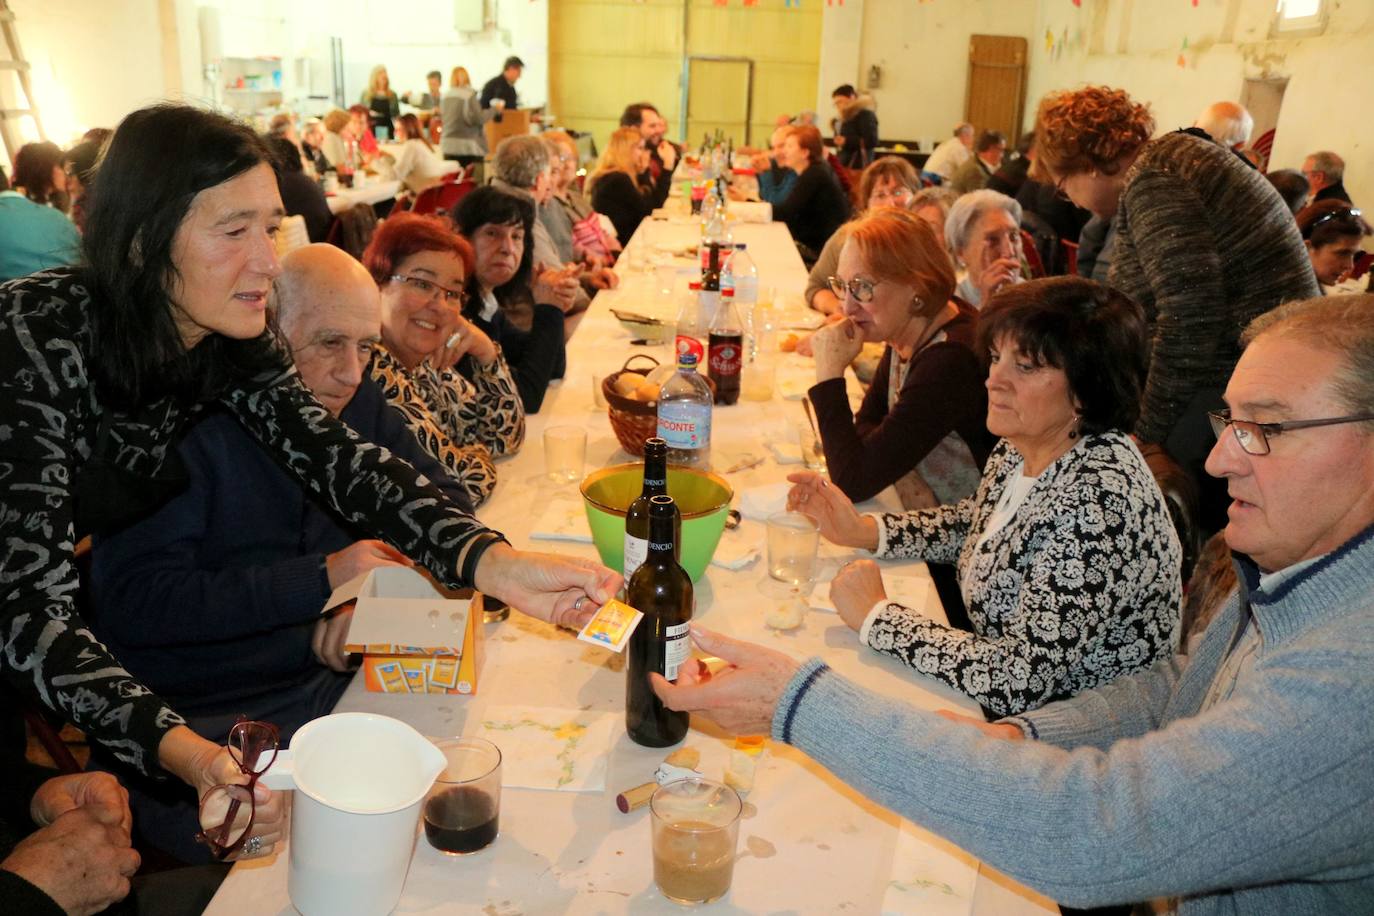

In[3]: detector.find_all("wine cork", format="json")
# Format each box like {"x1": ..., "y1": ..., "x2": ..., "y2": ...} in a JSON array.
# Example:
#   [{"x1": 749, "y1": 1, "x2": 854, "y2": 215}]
[{"x1": 615, "y1": 781, "x2": 659, "y2": 813}]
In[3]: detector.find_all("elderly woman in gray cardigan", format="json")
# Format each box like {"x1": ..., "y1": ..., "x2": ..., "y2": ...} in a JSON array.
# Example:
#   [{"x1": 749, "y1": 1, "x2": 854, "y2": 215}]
[
  {"x1": 790, "y1": 278, "x2": 1181, "y2": 716},
  {"x1": 652, "y1": 295, "x2": 1374, "y2": 914}
]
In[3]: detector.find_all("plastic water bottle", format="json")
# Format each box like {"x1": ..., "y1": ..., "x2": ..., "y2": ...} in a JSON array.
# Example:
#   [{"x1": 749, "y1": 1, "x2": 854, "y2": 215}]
[
  {"x1": 723, "y1": 245, "x2": 759, "y2": 360},
  {"x1": 656, "y1": 352, "x2": 713, "y2": 469},
  {"x1": 675, "y1": 279, "x2": 707, "y2": 367}
]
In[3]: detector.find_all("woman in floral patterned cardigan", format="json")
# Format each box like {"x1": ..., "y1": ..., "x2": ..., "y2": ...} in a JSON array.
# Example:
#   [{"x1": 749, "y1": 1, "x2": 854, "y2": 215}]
[{"x1": 789, "y1": 277, "x2": 1182, "y2": 715}]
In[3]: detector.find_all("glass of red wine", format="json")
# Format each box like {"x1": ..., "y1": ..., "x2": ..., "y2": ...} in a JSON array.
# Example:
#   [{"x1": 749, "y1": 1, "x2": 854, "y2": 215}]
[{"x1": 424, "y1": 737, "x2": 502, "y2": 855}]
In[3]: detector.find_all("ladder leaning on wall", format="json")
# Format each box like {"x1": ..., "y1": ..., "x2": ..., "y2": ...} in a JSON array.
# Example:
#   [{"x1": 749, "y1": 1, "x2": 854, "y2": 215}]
[{"x1": 0, "y1": 0, "x2": 44, "y2": 167}]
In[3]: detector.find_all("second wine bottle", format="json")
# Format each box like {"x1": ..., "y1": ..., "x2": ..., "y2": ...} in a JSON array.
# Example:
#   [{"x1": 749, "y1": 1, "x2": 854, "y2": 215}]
[{"x1": 625, "y1": 495, "x2": 693, "y2": 747}]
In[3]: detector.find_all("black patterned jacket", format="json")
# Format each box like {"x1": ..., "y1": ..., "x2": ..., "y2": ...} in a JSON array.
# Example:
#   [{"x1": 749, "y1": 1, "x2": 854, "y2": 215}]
[
  {"x1": 866, "y1": 433, "x2": 1182, "y2": 716},
  {"x1": 0, "y1": 269, "x2": 503, "y2": 775}
]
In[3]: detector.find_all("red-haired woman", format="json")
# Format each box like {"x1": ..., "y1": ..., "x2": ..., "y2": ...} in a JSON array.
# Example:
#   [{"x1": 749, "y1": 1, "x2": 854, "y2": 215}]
[
  {"x1": 773, "y1": 125, "x2": 851, "y2": 262},
  {"x1": 1032, "y1": 85, "x2": 1317, "y2": 529},
  {"x1": 806, "y1": 208, "x2": 990, "y2": 509},
  {"x1": 363, "y1": 212, "x2": 525, "y2": 506}
]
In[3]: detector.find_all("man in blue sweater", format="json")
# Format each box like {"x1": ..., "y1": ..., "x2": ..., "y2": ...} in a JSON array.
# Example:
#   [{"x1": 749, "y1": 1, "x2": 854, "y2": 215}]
[
  {"x1": 89, "y1": 244, "x2": 475, "y2": 861},
  {"x1": 653, "y1": 294, "x2": 1374, "y2": 913}
]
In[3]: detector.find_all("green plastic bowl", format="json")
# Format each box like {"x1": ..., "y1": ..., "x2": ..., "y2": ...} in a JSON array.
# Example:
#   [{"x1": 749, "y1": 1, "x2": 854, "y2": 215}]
[{"x1": 580, "y1": 464, "x2": 733, "y2": 582}]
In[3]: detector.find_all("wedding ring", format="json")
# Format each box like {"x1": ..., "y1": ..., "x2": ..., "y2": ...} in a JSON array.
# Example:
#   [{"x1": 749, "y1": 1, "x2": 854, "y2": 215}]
[
  {"x1": 446, "y1": 329, "x2": 463, "y2": 348},
  {"x1": 572, "y1": 595, "x2": 586, "y2": 612},
  {"x1": 244, "y1": 835, "x2": 263, "y2": 856}
]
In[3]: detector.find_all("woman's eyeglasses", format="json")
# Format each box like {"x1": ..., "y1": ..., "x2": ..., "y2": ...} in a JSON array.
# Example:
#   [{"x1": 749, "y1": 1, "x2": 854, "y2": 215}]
[
  {"x1": 1301, "y1": 207, "x2": 1362, "y2": 239},
  {"x1": 827, "y1": 275, "x2": 880, "y2": 303},
  {"x1": 1208, "y1": 408, "x2": 1374, "y2": 456},
  {"x1": 1052, "y1": 173, "x2": 1071, "y2": 202},
  {"x1": 390, "y1": 274, "x2": 467, "y2": 305},
  {"x1": 195, "y1": 719, "x2": 280, "y2": 860}
]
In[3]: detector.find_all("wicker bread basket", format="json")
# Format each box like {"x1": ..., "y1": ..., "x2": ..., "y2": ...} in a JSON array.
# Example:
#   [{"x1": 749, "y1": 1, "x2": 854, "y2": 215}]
[{"x1": 603, "y1": 353, "x2": 714, "y2": 457}]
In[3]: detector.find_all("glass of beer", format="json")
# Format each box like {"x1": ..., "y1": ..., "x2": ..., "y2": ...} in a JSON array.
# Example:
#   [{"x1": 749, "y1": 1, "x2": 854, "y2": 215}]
[
  {"x1": 423, "y1": 738, "x2": 502, "y2": 855},
  {"x1": 650, "y1": 778, "x2": 742, "y2": 905}
]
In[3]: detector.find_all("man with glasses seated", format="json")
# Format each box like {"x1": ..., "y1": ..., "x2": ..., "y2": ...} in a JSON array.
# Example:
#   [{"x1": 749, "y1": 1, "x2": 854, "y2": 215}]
[
  {"x1": 87, "y1": 244, "x2": 475, "y2": 863},
  {"x1": 655, "y1": 294, "x2": 1374, "y2": 914}
]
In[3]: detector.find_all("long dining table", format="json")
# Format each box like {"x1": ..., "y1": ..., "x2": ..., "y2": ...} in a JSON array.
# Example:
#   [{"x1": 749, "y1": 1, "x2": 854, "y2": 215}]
[{"x1": 203, "y1": 209, "x2": 1057, "y2": 915}]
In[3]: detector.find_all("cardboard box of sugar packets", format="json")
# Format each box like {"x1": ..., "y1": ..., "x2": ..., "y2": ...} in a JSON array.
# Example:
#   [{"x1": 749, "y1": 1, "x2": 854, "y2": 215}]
[{"x1": 331, "y1": 567, "x2": 485, "y2": 695}]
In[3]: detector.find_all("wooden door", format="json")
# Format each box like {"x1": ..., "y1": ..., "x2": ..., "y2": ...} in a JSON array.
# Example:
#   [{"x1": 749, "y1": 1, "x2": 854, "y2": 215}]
[
  {"x1": 686, "y1": 57, "x2": 751, "y2": 146},
  {"x1": 965, "y1": 35, "x2": 1027, "y2": 145}
]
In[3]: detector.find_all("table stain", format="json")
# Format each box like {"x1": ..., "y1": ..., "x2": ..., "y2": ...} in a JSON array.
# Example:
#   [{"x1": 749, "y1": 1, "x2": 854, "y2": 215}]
[
  {"x1": 817, "y1": 843, "x2": 831, "y2": 851},
  {"x1": 744, "y1": 835, "x2": 776, "y2": 858}
]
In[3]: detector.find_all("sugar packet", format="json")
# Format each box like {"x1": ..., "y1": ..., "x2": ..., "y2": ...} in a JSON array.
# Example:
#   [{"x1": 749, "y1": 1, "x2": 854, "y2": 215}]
[{"x1": 576, "y1": 598, "x2": 644, "y2": 652}]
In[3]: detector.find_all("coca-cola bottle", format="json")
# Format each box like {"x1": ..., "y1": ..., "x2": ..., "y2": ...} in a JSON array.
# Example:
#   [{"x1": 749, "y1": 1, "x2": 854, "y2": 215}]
[{"x1": 708, "y1": 288, "x2": 743, "y2": 405}]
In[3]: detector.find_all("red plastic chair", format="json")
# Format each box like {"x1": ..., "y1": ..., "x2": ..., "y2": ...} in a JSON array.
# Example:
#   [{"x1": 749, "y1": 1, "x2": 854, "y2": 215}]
[
  {"x1": 1061, "y1": 239, "x2": 1080, "y2": 276},
  {"x1": 412, "y1": 180, "x2": 476, "y2": 216},
  {"x1": 1351, "y1": 251, "x2": 1373, "y2": 282}
]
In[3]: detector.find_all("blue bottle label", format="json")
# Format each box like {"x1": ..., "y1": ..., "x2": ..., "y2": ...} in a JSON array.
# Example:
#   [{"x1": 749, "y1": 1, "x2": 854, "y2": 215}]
[{"x1": 657, "y1": 401, "x2": 711, "y2": 450}]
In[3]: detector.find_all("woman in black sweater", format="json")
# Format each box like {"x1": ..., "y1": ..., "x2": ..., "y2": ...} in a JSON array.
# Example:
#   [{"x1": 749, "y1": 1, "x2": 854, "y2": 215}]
[
  {"x1": 773, "y1": 124, "x2": 851, "y2": 261},
  {"x1": 454, "y1": 185, "x2": 569, "y2": 413},
  {"x1": 0, "y1": 105, "x2": 617, "y2": 861},
  {"x1": 587, "y1": 127, "x2": 675, "y2": 244}
]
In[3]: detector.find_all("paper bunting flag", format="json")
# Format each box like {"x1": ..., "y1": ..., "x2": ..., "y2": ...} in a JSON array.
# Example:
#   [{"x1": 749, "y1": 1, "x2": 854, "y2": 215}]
[
  {"x1": 1177, "y1": 36, "x2": 1188, "y2": 68},
  {"x1": 1045, "y1": 28, "x2": 1054, "y2": 52}
]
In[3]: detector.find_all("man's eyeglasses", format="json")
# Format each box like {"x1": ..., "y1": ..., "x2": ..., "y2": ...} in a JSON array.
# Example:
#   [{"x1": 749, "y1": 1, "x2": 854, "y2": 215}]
[
  {"x1": 390, "y1": 274, "x2": 467, "y2": 305},
  {"x1": 827, "y1": 275, "x2": 880, "y2": 303},
  {"x1": 1301, "y1": 207, "x2": 1362, "y2": 239},
  {"x1": 195, "y1": 719, "x2": 280, "y2": 860},
  {"x1": 1208, "y1": 408, "x2": 1374, "y2": 456}
]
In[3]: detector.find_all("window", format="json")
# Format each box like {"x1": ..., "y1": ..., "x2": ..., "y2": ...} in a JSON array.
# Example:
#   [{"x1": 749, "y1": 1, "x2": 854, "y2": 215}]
[{"x1": 1273, "y1": 0, "x2": 1327, "y2": 36}]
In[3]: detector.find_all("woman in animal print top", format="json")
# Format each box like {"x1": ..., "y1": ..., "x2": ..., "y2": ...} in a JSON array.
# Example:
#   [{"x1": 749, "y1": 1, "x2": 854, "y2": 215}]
[
  {"x1": 789, "y1": 278, "x2": 1182, "y2": 716},
  {"x1": 0, "y1": 105, "x2": 617, "y2": 858},
  {"x1": 363, "y1": 212, "x2": 524, "y2": 506}
]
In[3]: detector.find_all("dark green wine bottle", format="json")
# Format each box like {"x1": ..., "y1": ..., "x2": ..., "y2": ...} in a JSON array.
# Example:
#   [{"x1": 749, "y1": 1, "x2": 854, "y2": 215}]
[
  {"x1": 623, "y1": 438, "x2": 678, "y2": 581},
  {"x1": 625, "y1": 496, "x2": 693, "y2": 747}
]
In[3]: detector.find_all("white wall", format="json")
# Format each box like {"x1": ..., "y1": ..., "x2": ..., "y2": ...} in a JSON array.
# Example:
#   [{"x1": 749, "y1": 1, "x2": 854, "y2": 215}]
[
  {"x1": 190, "y1": 0, "x2": 548, "y2": 117},
  {"x1": 6, "y1": 0, "x2": 170, "y2": 150},
  {"x1": 819, "y1": 0, "x2": 1037, "y2": 147},
  {"x1": 3, "y1": 0, "x2": 548, "y2": 167},
  {"x1": 1024, "y1": 0, "x2": 1374, "y2": 208}
]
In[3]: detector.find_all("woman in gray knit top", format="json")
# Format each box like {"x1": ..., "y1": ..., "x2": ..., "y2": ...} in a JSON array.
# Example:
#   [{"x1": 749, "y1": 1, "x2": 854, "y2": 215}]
[{"x1": 1033, "y1": 86, "x2": 1318, "y2": 529}]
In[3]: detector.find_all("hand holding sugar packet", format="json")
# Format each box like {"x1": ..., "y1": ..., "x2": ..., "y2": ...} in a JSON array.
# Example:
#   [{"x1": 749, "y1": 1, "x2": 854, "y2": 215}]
[{"x1": 577, "y1": 598, "x2": 644, "y2": 652}]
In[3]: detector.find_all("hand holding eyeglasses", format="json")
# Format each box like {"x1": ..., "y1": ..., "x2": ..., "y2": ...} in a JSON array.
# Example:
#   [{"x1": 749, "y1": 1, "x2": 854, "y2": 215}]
[{"x1": 193, "y1": 720, "x2": 285, "y2": 861}]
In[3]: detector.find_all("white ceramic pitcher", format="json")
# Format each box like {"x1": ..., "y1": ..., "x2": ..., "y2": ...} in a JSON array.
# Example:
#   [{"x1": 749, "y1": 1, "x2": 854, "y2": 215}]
[{"x1": 261, "y1": 712, "x2": 445, "y2": 916}]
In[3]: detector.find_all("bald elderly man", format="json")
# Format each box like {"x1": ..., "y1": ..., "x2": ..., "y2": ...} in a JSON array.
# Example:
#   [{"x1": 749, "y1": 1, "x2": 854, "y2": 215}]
[{"x1": 86, "y1": 245, "x2": 474, "y2": 862}]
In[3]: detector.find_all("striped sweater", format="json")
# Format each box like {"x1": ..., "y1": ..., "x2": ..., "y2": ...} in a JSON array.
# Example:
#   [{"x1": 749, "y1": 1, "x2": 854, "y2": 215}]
[{"x1": 1109, "y1": 132, "x2": 1318, "y2": 443}]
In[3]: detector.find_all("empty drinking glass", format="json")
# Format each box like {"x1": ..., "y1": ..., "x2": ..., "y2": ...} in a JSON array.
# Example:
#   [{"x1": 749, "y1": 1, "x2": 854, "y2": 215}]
[
  {"x1": 766, "y1": 512, "x2": 820, "y2": 588},
  {"x1": 543, "y1": 426, "x2": 587, "y2": 483}
]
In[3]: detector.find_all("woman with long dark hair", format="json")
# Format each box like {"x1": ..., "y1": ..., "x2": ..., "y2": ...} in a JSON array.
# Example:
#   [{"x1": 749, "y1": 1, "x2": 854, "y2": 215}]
[{"x1": 0, "y1": 105, "x2": 616, "y2": 858}]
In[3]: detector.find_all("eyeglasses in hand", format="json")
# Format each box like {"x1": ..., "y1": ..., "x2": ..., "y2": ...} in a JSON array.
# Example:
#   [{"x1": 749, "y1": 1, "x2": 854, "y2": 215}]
[
  {"x1": 195, "y1": 719, "x2": 280, "y2": 860},
  {"x1": 1207, "y1": 408, "x2": 1374, "y2": 456},
  {"x1": 390, "y1": 274, "x2": 467, "y2": 306}
]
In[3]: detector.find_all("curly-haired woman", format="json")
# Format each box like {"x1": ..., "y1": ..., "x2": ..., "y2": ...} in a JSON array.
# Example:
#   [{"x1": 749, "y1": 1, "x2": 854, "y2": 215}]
[{"x1": 1032, "y1": 85, "x2": 1317, "y2": 530}]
